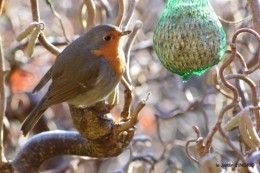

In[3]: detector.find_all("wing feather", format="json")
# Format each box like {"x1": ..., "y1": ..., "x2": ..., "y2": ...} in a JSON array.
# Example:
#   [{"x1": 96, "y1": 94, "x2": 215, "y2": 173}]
[{"x1": 42, "y1": 56, "x2": 104, "y2": 109}]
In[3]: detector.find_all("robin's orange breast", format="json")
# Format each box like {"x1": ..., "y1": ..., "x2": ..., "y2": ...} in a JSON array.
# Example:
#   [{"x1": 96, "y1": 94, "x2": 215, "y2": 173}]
[{"x1": 93, "y1": 38, "x2": 125, "y2": 79}]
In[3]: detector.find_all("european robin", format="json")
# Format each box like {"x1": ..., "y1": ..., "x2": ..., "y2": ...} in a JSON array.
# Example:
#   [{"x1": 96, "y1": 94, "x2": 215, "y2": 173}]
[{"x1": 21, "y1": 24, "x2": 131, "y2": 137}]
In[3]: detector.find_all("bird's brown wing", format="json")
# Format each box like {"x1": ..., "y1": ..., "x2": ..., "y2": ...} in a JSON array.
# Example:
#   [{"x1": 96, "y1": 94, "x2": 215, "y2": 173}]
[
  {"x1": 21, "y1": 78, "x2": 91, "y2": 137},
  {"x1": 42, "y1": 77, "x2": 96, "y2": 109},
  {"x1": 32, "y1": 33, "x2": 91, "y2": 94},
  {"x1": 42, "y1": 58, "x2": 104, "y2": 109}
]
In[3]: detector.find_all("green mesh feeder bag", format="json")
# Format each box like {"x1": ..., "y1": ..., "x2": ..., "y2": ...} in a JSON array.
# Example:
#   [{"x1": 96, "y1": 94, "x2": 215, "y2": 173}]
[{"x1": 153, "y1": 0, "x2": 226, "y2": 81}]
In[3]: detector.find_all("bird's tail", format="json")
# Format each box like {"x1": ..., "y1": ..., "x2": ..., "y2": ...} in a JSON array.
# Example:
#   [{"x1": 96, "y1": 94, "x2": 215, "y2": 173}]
[{"x1": 21, "y1": 96, "x2": 48, "y2": 137}]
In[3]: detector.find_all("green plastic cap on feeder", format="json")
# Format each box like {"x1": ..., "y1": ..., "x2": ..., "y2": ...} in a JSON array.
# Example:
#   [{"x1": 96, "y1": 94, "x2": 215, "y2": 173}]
[{"x1": 153, "y1": 0, "x2": 226, "y2": 81}]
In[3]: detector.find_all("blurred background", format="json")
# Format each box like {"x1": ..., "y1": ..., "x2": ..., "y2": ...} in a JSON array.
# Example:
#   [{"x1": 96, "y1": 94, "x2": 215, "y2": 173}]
[{"x1": 0, "y1": 0, "x2": 258, "y2": 172}]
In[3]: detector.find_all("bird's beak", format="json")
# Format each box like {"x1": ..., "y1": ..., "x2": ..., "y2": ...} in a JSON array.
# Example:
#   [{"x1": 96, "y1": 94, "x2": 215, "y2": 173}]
[{"x1": 120, "y1": 30, "x2": 132, "y2": 36}]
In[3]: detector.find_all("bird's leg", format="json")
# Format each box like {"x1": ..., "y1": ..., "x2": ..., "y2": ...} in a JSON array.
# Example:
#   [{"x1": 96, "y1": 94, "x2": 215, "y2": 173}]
[
  {"x1": 87, "y1": 107, "x2": 112, "y2": 120},
  {"x1": 88, "y1": 100, "x2": 111, "y2": 119}
]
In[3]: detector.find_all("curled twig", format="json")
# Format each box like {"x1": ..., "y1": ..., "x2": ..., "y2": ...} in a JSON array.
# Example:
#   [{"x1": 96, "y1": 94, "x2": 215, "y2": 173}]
[
  {"x1": 115, "y1": 0, "x2": 125, "y2": 27},
  {"x1": 219, "y1": 44, "x2": 239, "y2": 101},
  {"x1": 30, "y1": 0, "x2": 60, "y2": 56},
  {"x1": 212, "y1": 66, "x2": 233, "y2": 99},
  {"x1": 0, "y1": 36, "x2": 7, "y2": 163},
  {"x1": 222, "y1": 74, "x2": 258, "y2": 106},
  {"x1": 124, "y1": 20, "x2": 143, "y2": 84},
  {"x1": 78, "y1": 2, "x2": 86, "y2": 29},
  {"x1": 185, "y1": 138, "x2": 200, "y2": 165},
  {"x1": 120, "y1": 76, "x2": 133, "y2": 120},
  {"x1": 121, "y1": 0, "x2": 139, "y2": 31},
  {"x1": 247, "y1": 0, "x2": 260, "y2": 34},
  {"x1": 100, "y1": 0, "x2": 112, "y2": 18},
  {"x1": 200, "y1": 154, "x2": 222, "y2": 173},
  {"x1": 115, "y1": 93, "x2": 149, "y2": 136},
  {"x1": 207, "y1": 43, "x2": 238, "y2": 146},
  {"x1": 231, "y1": 28, "x2": 260, "y2": 131},
  {"x1": 46, "y1": 0, "x2": 70, "y2": 43},
  {"x1": 83, "y1": 0, "x2": 96, "y2": 31},
  {"x1": 38, "y1": 32, "x2": 61, "y2": 56},
  {"x1": 185, "y1": 126, "x2": 213, "y2": 165},
  {"x1": 207, "y1": 28, "x2": 260, "y2": 163},
  {"x1": 206, "y1": 101, "x2": 239, "y2": 154},
  {"x1": 218, "y1": 124, "x2": 246, "y2": 163}
]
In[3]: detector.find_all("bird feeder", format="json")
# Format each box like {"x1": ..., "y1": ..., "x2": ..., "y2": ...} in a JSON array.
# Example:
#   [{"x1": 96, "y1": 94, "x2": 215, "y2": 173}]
[{"x1": 153, "y1": 0, "x2": 226, "y2": 81}]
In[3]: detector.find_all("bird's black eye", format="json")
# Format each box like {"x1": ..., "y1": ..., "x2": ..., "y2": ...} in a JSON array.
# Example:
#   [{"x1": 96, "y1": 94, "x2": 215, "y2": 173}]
[{"x1": 103, "y1": 35, "x2": 111, "y2": 41}]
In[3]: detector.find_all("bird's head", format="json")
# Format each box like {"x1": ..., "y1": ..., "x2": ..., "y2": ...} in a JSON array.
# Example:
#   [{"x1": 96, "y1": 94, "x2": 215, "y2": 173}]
[{"x1": 85, "y1": 24, "x2": 132, "y2": 51}]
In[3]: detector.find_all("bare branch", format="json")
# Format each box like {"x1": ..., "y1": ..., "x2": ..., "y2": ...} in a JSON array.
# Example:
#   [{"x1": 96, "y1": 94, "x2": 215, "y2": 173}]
[
  {"x1": 46, "y1": 0, "x2": 70, "y2": 43},
  {"x1": 83, "y1": 0, "x2": 96, "y2": 30},
  {"x1": 115, "y1": 0, "x2": 125, "y2": 27},
  {"x1": 247, "y1": 0, "x2": 260, "y2": 34},
  {"x1": 121, "y1": 0, "x2": 139, "y2": 31},
  {"x1": 0, "y1": 36, "x2": 6, "y2": 163},
  {"x1": 30, "y1": 0, "x2": 60, "y2": 56},
  {"x1": 123, "y1": 20, "x2": 142, "y2": 84}
]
